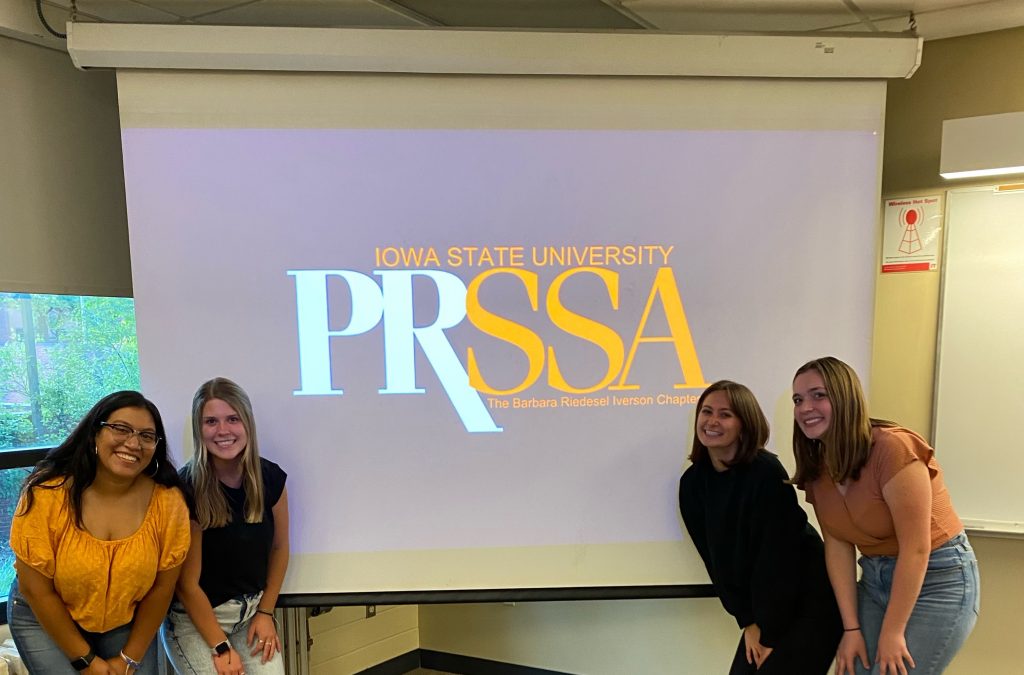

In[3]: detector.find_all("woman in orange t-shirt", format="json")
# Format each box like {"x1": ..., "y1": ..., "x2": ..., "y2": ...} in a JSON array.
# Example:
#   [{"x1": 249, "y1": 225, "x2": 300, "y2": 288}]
[
  {"x1": 791, "y1": 357, "x2": 979, "y2": 675},
  {"x1": 7, "y1": 390, "x2": 190, "y2": 675}
]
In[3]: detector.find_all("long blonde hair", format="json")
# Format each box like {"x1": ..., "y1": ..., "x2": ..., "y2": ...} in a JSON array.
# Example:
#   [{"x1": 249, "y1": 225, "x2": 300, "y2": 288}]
[
  {"x1": 791, "y1": 357, "x2": 894, "y2": 485},
  {"x1": 185, "y1": 377, "x2": 265, "y2": 528}
]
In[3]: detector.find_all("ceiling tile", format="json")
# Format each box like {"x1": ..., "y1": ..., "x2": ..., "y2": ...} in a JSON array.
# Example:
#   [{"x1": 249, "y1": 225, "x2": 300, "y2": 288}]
[
  {"x1": 120, "y1": 1, "x2": 255, "y2": 21},
  {"x1": 196, "y1": 0, "x2": 424, "y2": 27},
  {"x1": 45, "y1": 0, "x2": 1024, "y2": 41},
  {"x1": 398, "y1": 0, "x2": 644, "y2": 30},
  {"x1": 625, "y1": 0, "x2": 859, "y2": 32},
  {"x1": 60, "y1": 0, "x2": 185, "y2": 23}
]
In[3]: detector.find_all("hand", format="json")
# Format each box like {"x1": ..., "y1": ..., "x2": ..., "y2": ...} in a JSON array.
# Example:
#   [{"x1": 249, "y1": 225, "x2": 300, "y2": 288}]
[
  {"x1": 247, "y1": 611, "x2": 281, "y2": 664},
  {"x1": 876, "y1": 629, "x2": 915, "y2": 675},
  {"x1": 834, "y1": 629, "x2": 870, "y2": 675},
  {"x1": 742, "y1": 624, "x2": 773, "y2": 669},
  {"x1": 84, "y1": 658, "x2": 119, "y2": 675},
  {"x1": 213, "y1": 647, "x2": 245, "y2": 675},
  {"x1": 102, "y1": 655, "x2": 134, "y2": 675}
]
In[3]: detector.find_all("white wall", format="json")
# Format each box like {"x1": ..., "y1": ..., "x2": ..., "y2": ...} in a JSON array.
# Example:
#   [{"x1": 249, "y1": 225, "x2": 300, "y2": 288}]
[
  {"x1": 309, "y1": 605, "x2": 418, "y2": 674},
  {"x1": 420, "y1": 599, "x2": 737, "y2": 674}
]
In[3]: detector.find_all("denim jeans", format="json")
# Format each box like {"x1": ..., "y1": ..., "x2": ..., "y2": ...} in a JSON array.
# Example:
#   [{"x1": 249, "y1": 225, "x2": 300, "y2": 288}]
[
  {"x1": 160, "y1": 592, "x2": 284, "y2": 675},
  {"x1": 856, "y1": 531, "x2": 980, "y2": 675},
  {"x1": 6, "y1": 578, "x2": 163, "y2": 675}
]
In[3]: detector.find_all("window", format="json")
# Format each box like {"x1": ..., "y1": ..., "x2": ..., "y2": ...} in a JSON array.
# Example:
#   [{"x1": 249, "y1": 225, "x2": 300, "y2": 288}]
[
  {"x1": 0, "y1": 292, "x2": 140, "y2": 603},
  {"x1": 1, "y1": 293, "x2": 139, "y2": 451},
  {"x1": 0, "y1": 464, "x2": 32, "y2": 602}
]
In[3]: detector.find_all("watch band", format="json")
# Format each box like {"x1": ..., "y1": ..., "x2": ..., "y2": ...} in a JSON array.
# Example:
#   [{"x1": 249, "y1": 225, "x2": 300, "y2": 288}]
[
  {"x1": 211, "y1": 640, "x2": 230, "y2": 656},
  {"x1": 70, "y1": 650, "x2": 95, "y2": 671}
]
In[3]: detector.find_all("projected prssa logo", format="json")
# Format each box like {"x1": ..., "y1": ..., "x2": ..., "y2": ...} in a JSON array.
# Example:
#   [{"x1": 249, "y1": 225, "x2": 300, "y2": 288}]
[{"x1": 287, "y1": 246, "x2": 707, "y2": 433}]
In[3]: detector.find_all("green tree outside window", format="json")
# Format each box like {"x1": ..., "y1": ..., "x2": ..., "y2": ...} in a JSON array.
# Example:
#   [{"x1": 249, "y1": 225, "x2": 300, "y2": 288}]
[{"x1": 0, "y1": 292, "x2": 140, "y2": 598}]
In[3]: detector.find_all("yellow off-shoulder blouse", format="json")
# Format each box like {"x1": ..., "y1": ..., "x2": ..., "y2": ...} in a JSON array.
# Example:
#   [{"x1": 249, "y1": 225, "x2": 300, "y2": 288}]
[{"x1": 9, "y1": 479, "x2": 190, "y2": 633}]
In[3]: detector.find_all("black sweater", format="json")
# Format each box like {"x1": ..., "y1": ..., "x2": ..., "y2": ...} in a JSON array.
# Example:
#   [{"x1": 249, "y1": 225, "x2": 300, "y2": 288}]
[{"x1": 679, "y1": 451, "x2": 831, "y2": 647}]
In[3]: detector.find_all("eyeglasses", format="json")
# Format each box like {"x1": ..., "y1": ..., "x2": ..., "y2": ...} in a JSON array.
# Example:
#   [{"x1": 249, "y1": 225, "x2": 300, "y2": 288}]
[{"x1": 100, "y1": 421, "x2": 161, "y2": 449}]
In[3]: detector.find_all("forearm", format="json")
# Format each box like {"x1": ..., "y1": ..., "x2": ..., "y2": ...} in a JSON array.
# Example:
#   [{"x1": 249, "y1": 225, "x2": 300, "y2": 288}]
[
  {"x1": 259, "y1": 544, "x2": 289, "y2": 611},
  {"x1": 881, "y1": 549, "x2": 929, "y2": 635},
  {"x1": 174, "y1": 519, "x2": 229, "y2": 650},
  {"x1": 121, "y1": 568, "x2": 181, "y2": 663},
  {"x1": 824, "y1": 535, "x2": 860, "y2": 629},
  {"x1": 18, "y1": 584, "x2": 91, "y2": 659},
  {"x1": 751, "y1": 541, "x2": 807, "y2": 643},
  {"x1": 178, "y1": 584, "x2": 230, "y2": 648},
  {"x1": 260, "y1": 489, "x2": 290, "y2": 612}
]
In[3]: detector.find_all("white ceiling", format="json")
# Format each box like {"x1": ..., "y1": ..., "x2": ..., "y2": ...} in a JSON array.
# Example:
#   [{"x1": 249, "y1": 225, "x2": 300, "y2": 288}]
[{"x1": 33, "y1": 0, "x2": 1024, "y2": 41}]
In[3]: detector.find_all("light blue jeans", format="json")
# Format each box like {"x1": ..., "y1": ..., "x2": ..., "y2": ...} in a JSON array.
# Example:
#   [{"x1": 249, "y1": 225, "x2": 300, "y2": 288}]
[
  {"x1": 160, "y1": 592, "x2": 283, "y2": 675},
  {"x1": 6, "y1": 578, "x2": 164, "y2": 675},
  {"x1": 856, "y1": 531, "x2": 980, "y2": 675}
]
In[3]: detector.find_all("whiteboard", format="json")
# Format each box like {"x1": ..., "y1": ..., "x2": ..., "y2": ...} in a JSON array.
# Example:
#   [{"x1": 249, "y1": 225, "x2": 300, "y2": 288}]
[{"x1": 934, "y1": 185, "x2": 1024, "y2": 536}]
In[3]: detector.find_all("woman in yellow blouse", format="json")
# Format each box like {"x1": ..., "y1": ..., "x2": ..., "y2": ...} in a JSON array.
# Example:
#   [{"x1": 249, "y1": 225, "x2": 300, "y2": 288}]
[{"x1": 7, "y1": 390, "x2": 190, "y2": 675}]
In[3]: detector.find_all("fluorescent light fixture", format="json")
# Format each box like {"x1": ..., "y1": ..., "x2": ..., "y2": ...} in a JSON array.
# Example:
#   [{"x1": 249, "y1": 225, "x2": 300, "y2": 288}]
[
  {"x1": 66, "y1": 23, "x2": 921, "y2": 79},
  {"x1": 941, "y1": 112, "x2": 1024, "y2": 180},
  {"x1": 940, "y1": 166, "x2": 1024, "y2": 180}
]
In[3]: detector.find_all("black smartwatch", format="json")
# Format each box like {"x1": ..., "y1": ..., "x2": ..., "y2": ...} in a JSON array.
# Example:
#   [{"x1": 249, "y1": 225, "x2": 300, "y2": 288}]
[
  {"x1": 70, "y1": 650, "x2": 95, "y2": 671},
  {"x1": 211, "y1": 640, "x2": 230, "y2": 657}
]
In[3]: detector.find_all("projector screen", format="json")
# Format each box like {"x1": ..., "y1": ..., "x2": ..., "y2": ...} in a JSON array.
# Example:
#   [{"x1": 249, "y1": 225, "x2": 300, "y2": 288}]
[{"x1": 117, "y1": 71, "x2": 883, "y2": 598}]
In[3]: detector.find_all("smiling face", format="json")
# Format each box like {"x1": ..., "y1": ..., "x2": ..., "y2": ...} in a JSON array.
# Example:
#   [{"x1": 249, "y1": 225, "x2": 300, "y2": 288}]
[
  {"x1": 200, "y1": 398, "x2": 249, "y2": 466},
  {"x1": 793, "y1": 368, "x2": 833, "y2": 440},
  {"x1": 94, "y1": 406, "x2": 157, "y2": 482},
  {"x1": 695, "y1": 390, "x2": 742, "y2": 470}
]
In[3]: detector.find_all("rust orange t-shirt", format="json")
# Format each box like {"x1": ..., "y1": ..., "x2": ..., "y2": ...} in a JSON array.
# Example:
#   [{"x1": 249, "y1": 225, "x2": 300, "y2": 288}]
[
  {"x1": 10, "y1": 479, "x2": 190, "y2": 633},
  {"x1": 804, "y1": 426, "x2": 962, "y2": 556}
]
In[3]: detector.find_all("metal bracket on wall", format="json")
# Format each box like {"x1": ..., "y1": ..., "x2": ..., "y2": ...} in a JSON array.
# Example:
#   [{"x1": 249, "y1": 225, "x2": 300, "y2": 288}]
[{"x1": 281, "y1": 607, "x2": 311, "y2": 675}]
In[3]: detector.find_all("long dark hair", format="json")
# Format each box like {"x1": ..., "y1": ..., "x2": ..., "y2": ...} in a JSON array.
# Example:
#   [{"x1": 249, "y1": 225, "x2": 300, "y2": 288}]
[{"x1": 19, "y1": 390, "x2": 183, "y2": 527}]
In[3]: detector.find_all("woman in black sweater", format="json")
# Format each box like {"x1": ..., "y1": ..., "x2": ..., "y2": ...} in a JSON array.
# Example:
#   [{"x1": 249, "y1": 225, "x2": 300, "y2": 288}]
[{"x1": 679, "y1": 380, "x2": 841, "y2": 674}]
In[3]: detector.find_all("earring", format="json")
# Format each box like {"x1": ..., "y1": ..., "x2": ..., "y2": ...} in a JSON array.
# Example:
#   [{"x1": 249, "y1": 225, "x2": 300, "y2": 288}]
[
  {"x1": 94, "y1": 445, "x2": 99, "y2": 455},
  {"x1": 147, "y1": 457, "x2": 160, "y2": 477}
]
